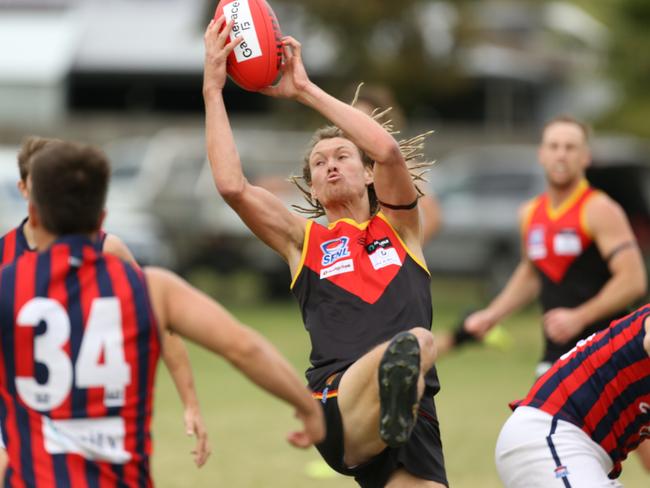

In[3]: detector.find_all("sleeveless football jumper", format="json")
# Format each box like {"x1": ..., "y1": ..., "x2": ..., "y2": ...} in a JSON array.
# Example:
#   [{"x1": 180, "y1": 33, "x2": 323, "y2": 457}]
[
  {"x1": 523, "y1": 179, "x2": 627, "y2": 363},
  {"x1": 0, "y1": 219, "x2": 107, "y2": 268},
  {"x1": 0, "y1": 235, "x2": 160, "y2": 487},
  {"x1": 291, "y1": 213, "x2": 440, "y2": 394}
]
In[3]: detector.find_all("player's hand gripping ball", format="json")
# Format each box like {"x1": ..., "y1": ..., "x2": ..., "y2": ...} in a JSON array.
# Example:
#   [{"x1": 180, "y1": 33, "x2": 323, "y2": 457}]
[{"x1": 214, "y1": 0, "x2": 283, "y2": 91}]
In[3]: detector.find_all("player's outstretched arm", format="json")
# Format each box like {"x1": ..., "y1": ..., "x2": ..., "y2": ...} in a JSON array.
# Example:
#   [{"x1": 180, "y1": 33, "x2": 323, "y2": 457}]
[
  {"x1": 261, "y1": 37, "x2": 420, "y2": 242},
  {"x1": 159, "y1": 333, "x2": 210, "y2": 467},
  {"x1": 203, "y1": 19, "x2": 305, "y2": 264},
  {"x1": 419, "y1": 193, "x2": 442, "y2": 243},
  {"x1": 145, "y1": 267, "x2": 325, "y2": 448},
  {"x1": 103, "y1": 233, "x2": 210, "y2": 465},
  {"x1": 465, "y1": 202, "x2": 541, "y2": 339}
]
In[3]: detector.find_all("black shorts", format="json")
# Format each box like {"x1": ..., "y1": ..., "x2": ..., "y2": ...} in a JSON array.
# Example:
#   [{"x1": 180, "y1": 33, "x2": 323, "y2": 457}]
[{"x1": 313, "y1": 372, "x2": 448, "y2": 488}]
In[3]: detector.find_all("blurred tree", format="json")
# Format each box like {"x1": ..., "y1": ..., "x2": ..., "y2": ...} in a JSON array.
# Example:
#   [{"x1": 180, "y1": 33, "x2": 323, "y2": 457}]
[
  {"x1": 581, "y1": 0, "x2": 650, "y2": 136},
  {"x1": 278, "y1": 0, "x2": 468, "y2": 115},
  {"x1": 203, "y1": 0, "x2": 650, "y2": 133},
  {"x1": 202, "y1": 0, "x2": 472, "y2": 118}
]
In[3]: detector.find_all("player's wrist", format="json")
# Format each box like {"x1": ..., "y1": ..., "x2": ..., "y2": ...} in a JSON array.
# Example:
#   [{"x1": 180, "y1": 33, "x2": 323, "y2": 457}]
[
  {"x1": 572, "y1": 307, "x2": 590, "y2": 331},
  {"x1": 295, "y1": 81, "x2": 323, "y2": 106},
  {"x1": 484, "y1": 307, "x2": 501, "y2": 327},
  {"x1": 202, "y1": 81, "x2": 225, "y2": 98}
]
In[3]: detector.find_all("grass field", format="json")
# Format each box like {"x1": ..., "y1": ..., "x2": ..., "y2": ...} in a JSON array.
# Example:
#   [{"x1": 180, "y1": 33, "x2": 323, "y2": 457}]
[{"x1": 150, "y1": 278, "x2": 648, "y2": 487}]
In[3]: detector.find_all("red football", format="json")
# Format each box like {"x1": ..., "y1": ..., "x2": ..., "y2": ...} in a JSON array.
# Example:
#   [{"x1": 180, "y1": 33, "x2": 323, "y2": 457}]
[{"x1": 214, "y1": 0, "x2": 283, "y2": 92}]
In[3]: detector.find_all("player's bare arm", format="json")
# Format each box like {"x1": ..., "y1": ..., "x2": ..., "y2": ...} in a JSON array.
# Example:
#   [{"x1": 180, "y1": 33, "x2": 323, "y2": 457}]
[
  {"x1": 419, "y1": 192, "x2": 442, "y2": 243},
  {"x1": 261, "y1": 37, "x2": 421, "y2": 254},
  {"x1": 545, "y1": 193, "x2": 647, "y2": 342},
  {"x1": 203, "y1": 18, "x2": 306, "y2": 269},
  {"x1": 145, "y1": 267, "x2": 325, "y2": 448},
  {"x1": 103, "y1": 232, "x2": 209, "y2": 466},
  {"x1": 465, "y1": 201, "x2": 541, "y2": 338},
  {"x1": 159, "y1": 333, "x2": 210, "y2": 467}
]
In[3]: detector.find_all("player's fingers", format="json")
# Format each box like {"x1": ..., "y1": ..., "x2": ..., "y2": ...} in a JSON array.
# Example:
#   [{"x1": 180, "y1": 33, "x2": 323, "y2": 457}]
[
  {"x1": 281, "y1": 42, "x2": 294, "y2": 64},
  {"x1": 205, "y1": 16, "x2": 224, "y2": 39},
  {"x1": 217, "y1": 19, "x2": 235, "y2": 46},
  {"x1": 464, "y1": 316, "x2": 481, "y2": 334},
  {"x1": 204, "y1": 19, "x2": 215, "y2": 42},
  {"x1": 224, "y1": 34, "x2": 244, "y2": 55},
  {"x1": 287, "y1": 430, "x2": 312, "y2": 449},
  {"x1": 193, "y1": 438, "x2": 210, "y2": 467},
  {"x1": 214, "y1": 15, "x2": 227, "y2": 32},
  {"x1": 282, "y1": 36, "x2": 301, "y2": 54}
]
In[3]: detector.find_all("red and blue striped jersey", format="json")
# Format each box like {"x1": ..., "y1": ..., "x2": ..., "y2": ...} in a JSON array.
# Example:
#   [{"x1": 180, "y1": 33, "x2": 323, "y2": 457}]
[
  {"x1": 0, "y1": 220, "x2": 31, "y2": 268},
  {"x1": 0, "y1": 235, "x2": 161, "y2": 487},
  {"x1": 513, "y1": 305, "x2": 650, "y2": 477},
  {"x1": 0, "y1": 219, "x2": 107, "y2": 269}
]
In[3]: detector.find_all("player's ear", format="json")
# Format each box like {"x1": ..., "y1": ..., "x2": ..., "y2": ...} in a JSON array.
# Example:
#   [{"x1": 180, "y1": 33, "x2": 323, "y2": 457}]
[
  {"x1": 17, "y1": 179, "x2": 28, "y2": 200},
  {"x1": 363, "y1": 164, "x2": 374, "y2": 186},
  {"x1": 582, "y1": 147, "x2": 592, "y2": 169}
]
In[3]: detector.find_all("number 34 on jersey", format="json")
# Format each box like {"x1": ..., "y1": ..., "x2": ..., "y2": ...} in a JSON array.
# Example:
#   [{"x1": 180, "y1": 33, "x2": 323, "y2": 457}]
[{"x1": 15, "y1": 297, "x2": 131, "y2": 412}]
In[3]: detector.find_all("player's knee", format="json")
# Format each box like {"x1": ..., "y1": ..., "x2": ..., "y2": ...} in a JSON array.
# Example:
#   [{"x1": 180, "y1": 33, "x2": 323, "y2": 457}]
[{"x1": 408, "y1": 327, "x2": 436, "y2": 362}]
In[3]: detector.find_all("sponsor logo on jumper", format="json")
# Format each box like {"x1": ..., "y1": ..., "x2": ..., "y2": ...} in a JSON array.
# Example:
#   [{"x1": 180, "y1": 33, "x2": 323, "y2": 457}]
[
  {"x1": 365, "y1": 237, "x2": 392, "y2": 254},
  {"x1": 527, "y1": 226, "x2": 546, "y2": 260},
  {"x1": 368, "y1": 246, "x2": 401, "y2": 270},
  {"x1": 320, "y1": 259, "x2": 354, "y2": 279},
  {"x1": 43, "y1": 416, "x2": 131, "y2": 463},
  {"x1": 321, "y1": 237, "x2": 351, "y2": 266},
  {"x1": 223, "y1": 0, "x2": 262, "y2": 62},
  {"x1": 554, "y1": 465, "x2": 569, "y2": 479},
  {"x1": 553, "y1": 228, "x2": 582, "y2": 256}
]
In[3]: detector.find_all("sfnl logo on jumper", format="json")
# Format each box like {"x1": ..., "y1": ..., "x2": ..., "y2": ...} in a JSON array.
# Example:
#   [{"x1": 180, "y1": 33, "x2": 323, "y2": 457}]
[
  {"x1": 320, "y1": 237, "x2": 354, "y2": 279},
  {"x1": 223, "y1": 0, "x2": 262, "y2": 62}
]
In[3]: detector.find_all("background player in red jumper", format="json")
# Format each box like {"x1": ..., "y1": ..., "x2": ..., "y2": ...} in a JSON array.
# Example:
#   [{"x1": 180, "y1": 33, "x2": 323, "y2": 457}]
[
  {"x1": 461, "y1": 116, "x2": 646, "y2": 373},
  {"x1": 204, "y1": 18, "x2": 446, "y2": 488},
  {"x1": 461, "y1": 115, "x2": 649, "y2": 469},
  {"x1": 0, "y1": 139, "x2": 324, "y2": 486}
]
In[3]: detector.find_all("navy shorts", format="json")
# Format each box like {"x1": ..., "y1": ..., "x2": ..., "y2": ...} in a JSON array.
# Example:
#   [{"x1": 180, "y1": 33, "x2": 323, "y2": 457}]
[{"x1": 312, "y1": 372, "x2": 448, "y2": 488}]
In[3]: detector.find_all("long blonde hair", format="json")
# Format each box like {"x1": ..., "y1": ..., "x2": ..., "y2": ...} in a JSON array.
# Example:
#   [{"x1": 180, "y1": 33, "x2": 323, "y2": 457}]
[{"x1": 290, "y1": 84, "x2": 433, "y2": 218}]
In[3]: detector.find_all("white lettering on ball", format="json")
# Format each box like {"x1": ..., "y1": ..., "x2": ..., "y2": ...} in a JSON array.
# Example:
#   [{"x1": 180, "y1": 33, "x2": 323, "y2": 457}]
[{"x1": 223, "y1": 0, "x2": 262, "y2": 62}]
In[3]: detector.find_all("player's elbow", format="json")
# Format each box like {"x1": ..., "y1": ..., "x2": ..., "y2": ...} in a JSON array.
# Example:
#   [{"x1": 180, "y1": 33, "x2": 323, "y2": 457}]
[
  {"x1": 372, "y1": 139, "x2": 402, "y2": 166},
  {"x1": 625, "y1": 262, "x2": 649, "y2": 301},
  {"x1": 214, "y1": 177, "x2": 247, "y2": 205},
  {"x1": 224, "y1": 330, "x2": 265, "y2": 369}
]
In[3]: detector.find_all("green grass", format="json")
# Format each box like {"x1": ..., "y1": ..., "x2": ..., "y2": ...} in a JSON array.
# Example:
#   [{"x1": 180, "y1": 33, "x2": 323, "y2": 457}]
[{"x1": 151, "y1": 280, "x2": 648, "y2": 487}]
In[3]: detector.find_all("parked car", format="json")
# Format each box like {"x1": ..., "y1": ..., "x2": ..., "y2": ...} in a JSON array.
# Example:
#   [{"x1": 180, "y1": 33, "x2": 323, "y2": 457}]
[
  {"x1": 104, "y1": 126, "x2": 310, "y2": 297},
  {"x1": 103, "y1": 133, "x2": 184, "y2": 268},
  {"x1": 425, "y1": 144, "x2": 545, "y2": 292}
]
